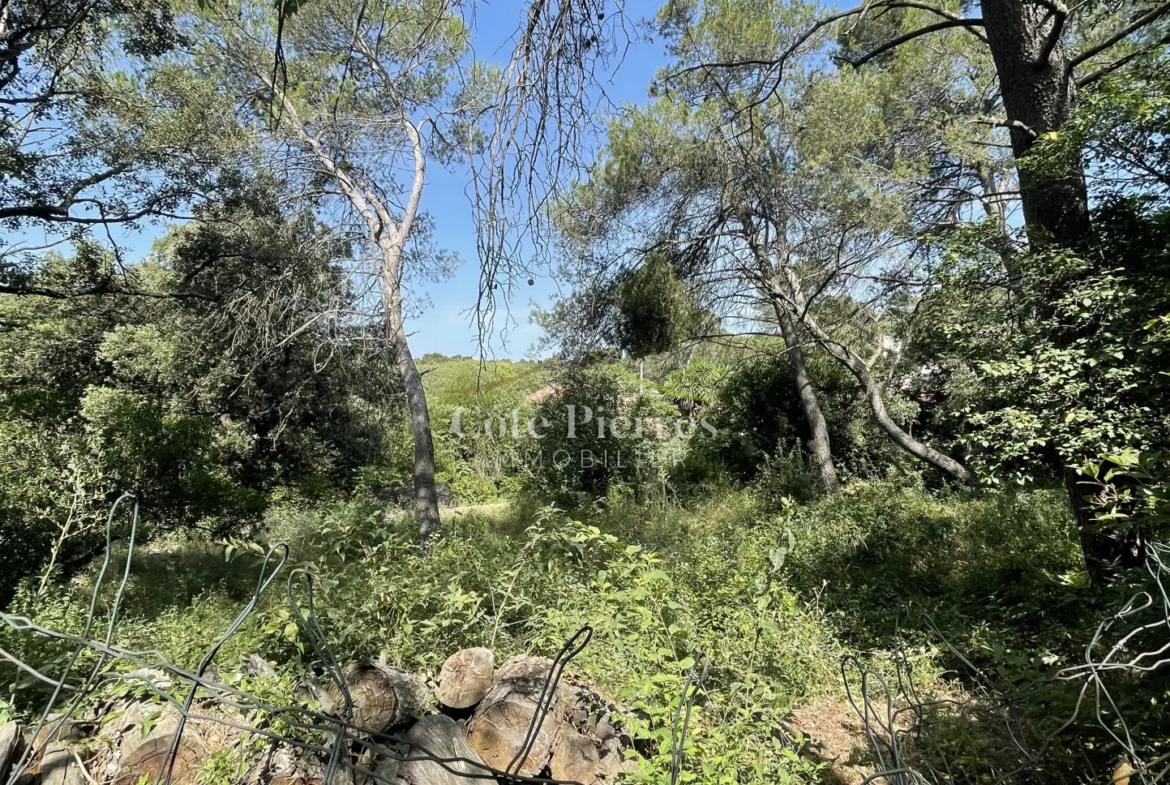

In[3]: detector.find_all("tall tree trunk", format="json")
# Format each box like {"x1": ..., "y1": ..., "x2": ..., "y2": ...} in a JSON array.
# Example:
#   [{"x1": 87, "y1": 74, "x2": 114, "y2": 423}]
[
  {"x1": 379, "y1": 230, "x2": 442, "y2": 549},
  {"x1": 387, "y1": 307, "x2": 442, "y2": 548},
  {"x1": 978, "y1": 1, "x2": 1149, "y2": 576},
  {"x1": 775, "y1": 306, "x2": 840, "y2": 493},
  {"x1": 743, "y1": 217, "x2": 840, "y2": 492},
  {"x1": 979, "y1": 0, "x2": 1091, "y2": 246},
  {"x1": 264, "y1": 69, "x2": 442, "y2": 549}
]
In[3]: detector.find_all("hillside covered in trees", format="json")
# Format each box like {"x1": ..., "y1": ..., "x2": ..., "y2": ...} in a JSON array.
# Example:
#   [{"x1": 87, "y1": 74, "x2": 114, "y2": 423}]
[{"x1": 2, "y1": 0, "x2": 1170, "y2": 783}]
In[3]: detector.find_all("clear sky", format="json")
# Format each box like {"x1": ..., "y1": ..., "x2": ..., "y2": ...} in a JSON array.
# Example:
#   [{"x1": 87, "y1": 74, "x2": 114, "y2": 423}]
[{"x1": 412, "y1": 1, "x2": 666, "y2": 360}]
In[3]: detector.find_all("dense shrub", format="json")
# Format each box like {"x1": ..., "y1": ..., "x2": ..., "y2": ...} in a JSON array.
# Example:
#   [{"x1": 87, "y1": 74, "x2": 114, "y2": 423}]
[
  {"x1": 7, "y1": 483, "x2": 1140, "y2": 784},
  {"x1": 0, "y1": 201, "x2": 394, "y2": 605},
  {"x1": 519, "y1": 364, "x2": 685, "y2": 506},
  {"x1": 699, "y1": 350, "x2": 917, "y2": 492}
]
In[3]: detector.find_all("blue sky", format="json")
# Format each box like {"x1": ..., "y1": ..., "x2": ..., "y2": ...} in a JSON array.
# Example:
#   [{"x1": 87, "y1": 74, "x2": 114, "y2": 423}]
[{"x1": 413, "y1": 2, "x2": 667, "y2": 360}]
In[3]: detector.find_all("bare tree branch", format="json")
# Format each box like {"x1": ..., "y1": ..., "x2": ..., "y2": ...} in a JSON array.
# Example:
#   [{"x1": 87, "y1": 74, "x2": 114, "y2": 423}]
[
  {"x1": 842, "y1": 18, "x2": 986, "y2": 68},
  {"x1": 1067, "y1": 0, "x2": 1170, "y2": 71}
]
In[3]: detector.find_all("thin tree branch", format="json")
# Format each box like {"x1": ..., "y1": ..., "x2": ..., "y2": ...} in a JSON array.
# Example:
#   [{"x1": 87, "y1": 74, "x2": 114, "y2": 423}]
[
  {"x1": 1076, "y1": 30, "x2": 1170, "y2": 88},
  {"x1": 842, "y1": 18, "x2": 986, "y2": 69},
  {"x1": 1067, "y1": 0, "x2": 1170, "y2": 71}
]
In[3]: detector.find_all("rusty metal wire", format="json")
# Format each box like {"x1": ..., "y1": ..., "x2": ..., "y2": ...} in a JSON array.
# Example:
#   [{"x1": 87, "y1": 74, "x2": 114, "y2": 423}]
[
  {"x1": 0, "y1": 495, "x2": 704, "y2": 785},
  {"x1": 843, "y1": 542, "x2": 1170, "y2": 785}
]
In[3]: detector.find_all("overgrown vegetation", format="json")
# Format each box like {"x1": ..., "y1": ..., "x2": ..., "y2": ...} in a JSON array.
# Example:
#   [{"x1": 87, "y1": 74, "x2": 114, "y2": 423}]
[
  {"x1": 11, "y1": 480, "x2": 1147, "y2": 783},
  {"x1": 3, "y1": 0, "x2": 1170, "y2": 782}
]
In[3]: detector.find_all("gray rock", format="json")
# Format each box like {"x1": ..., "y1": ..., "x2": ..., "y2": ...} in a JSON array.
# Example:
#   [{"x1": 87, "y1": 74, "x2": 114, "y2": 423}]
[
  {"x1": 122, "y1": 668, "x2": 174, "y2": 692},
  {"x1": 114, "y1": 701, "x2": 182, "y2": 748},
  {"x1": 592, "y1": 717, "x2": 616, "y2": 742}
]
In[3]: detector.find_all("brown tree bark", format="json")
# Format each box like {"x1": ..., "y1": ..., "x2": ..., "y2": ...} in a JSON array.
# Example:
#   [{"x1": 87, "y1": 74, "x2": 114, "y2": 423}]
[
  {"x1": 979, "y1": 0, "x2": 1091, "y2": 246},
  {"x1": 978, "y1": 1, "x2": 1154, "y2": 576},
  {"x1": 774, "y1": 305, "x2": 840, "y2": 493}
]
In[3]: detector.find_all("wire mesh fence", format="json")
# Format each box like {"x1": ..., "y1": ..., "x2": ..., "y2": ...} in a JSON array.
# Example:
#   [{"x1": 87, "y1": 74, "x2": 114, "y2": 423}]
[
  {"x1": 2, "y1": 495, "x2": 1168, "y2": 785},
  {"x1": 0, "y1": 495, "x2": 709, "y2": 785},
  {"x1": 840, "y1": 541, "x2": 1170, "y2": 784}
]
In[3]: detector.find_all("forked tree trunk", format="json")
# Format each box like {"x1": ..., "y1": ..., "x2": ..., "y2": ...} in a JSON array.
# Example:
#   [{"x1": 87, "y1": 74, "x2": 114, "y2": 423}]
[
  {"x1": 746, "y1": 223, "x2": 840, "y2": 493},
  {"x1": 852, "y1": 352, "x2": 976, "y2": 485},
  {"x1": 775, "y1": 306, "x2": 840, "y2": 493},
  {"x1": 264, "y1": 72, "x2": 442, "y2": 550},
  {"x1": 777, "y1": 274, "x2": 976, "y2": 485}
]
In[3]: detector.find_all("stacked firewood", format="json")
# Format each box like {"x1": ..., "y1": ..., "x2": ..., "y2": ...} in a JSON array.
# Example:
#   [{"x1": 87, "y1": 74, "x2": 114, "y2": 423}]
[
  {"x1": 0, "y1": 649, "x2": 636, "y2": 785},
  {"x1": 326, "y1": 648, "x2": 636, "y2": 785}
]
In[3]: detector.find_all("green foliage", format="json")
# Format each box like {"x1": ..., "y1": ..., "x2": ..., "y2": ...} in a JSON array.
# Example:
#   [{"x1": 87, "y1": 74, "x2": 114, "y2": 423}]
[
  {"x1": 1029, "y1": 54, "x2": 1170, "y2": 203},
  {"x1": 613, "y1": 253, "x2": 701, "y2": 358},
  {"x1": 7, "y1": 0, "x2": 1170, "y2": 781},
  {"x1": 519, "y1": 364, "x2": 687, "y2": 507},
  {"x1": 662, "y1": 357, "x2": 727, "y2": 410},
  {"x1": 8, "y1": 481, "x2": 1134, "y2": 783},
  {"x1": 921, "y1": 203, "x2": 1170, "y2": 496},
  {"x1": 420, "y1": 356, "x2": 555, "y2": 501},
  {"x1": 0, "y1": 0, "x2": 244, "y2": 288},
  {"x1": 701, "y1": 350, "x2": 915, "y2": 492},
  {"x1": 0, "y1": 191, "x2": 393, "y2": 604}
]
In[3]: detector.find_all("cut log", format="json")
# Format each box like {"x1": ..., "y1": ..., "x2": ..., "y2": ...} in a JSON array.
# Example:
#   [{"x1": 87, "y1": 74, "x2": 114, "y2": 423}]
[
  {"x1": 367, "y1": 752, "x2": 399, "y2": 785},
  {"x1": 465, "y1": 655, "x2": 564, "y2": 776},
  {"x1": 398, "y1": 714, "x2": 486, "y2": 785},
  {"x1": 355, "y1": 742, "x2": 403, "y2": 785},
  {"x1": 115, "y1": 733, "x2": 207, "y2": 785},
  {"x1": 40, "y1": 744, "x2": 86, "y2": 785},
  {"x1": 435, "y1": 649, "x2": 494, "y2": 710},
  {"x1": 465, "y1": 697, "x2": 559, "y2": 777},
  {"x1": 326, "y1": 663, "x2": 398, "y2": 733},
  {"x1": 485, "y1": 656, "x2": 559, "y2": 704},
  {"x1": 549, "y1": 725, "x2": 601, "y2": 785},
  {"x1": 325, "y1": 662, "x2": 432, "y2": 734},
  {"x1": 0, "y1": 721, "x2": 22, "y2": 783},
  {"x1": 374, "y1": 662, "x2": 433, "y2": 724}
]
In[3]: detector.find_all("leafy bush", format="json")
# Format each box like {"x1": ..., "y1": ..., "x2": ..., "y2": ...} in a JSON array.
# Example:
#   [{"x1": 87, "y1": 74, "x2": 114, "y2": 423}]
[
  {"x1": 8, "y1": 481, "x2": 1158, "y2": 784},
  {"x1": 519, "y1": 364, "x2": 684, "y2": 506},
  {"x1": 0, "y1": 198, "x2": 395, "y2": 605},
  {"x1": 701, "y1": 351, "x2": 915, "y2": 489}
]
